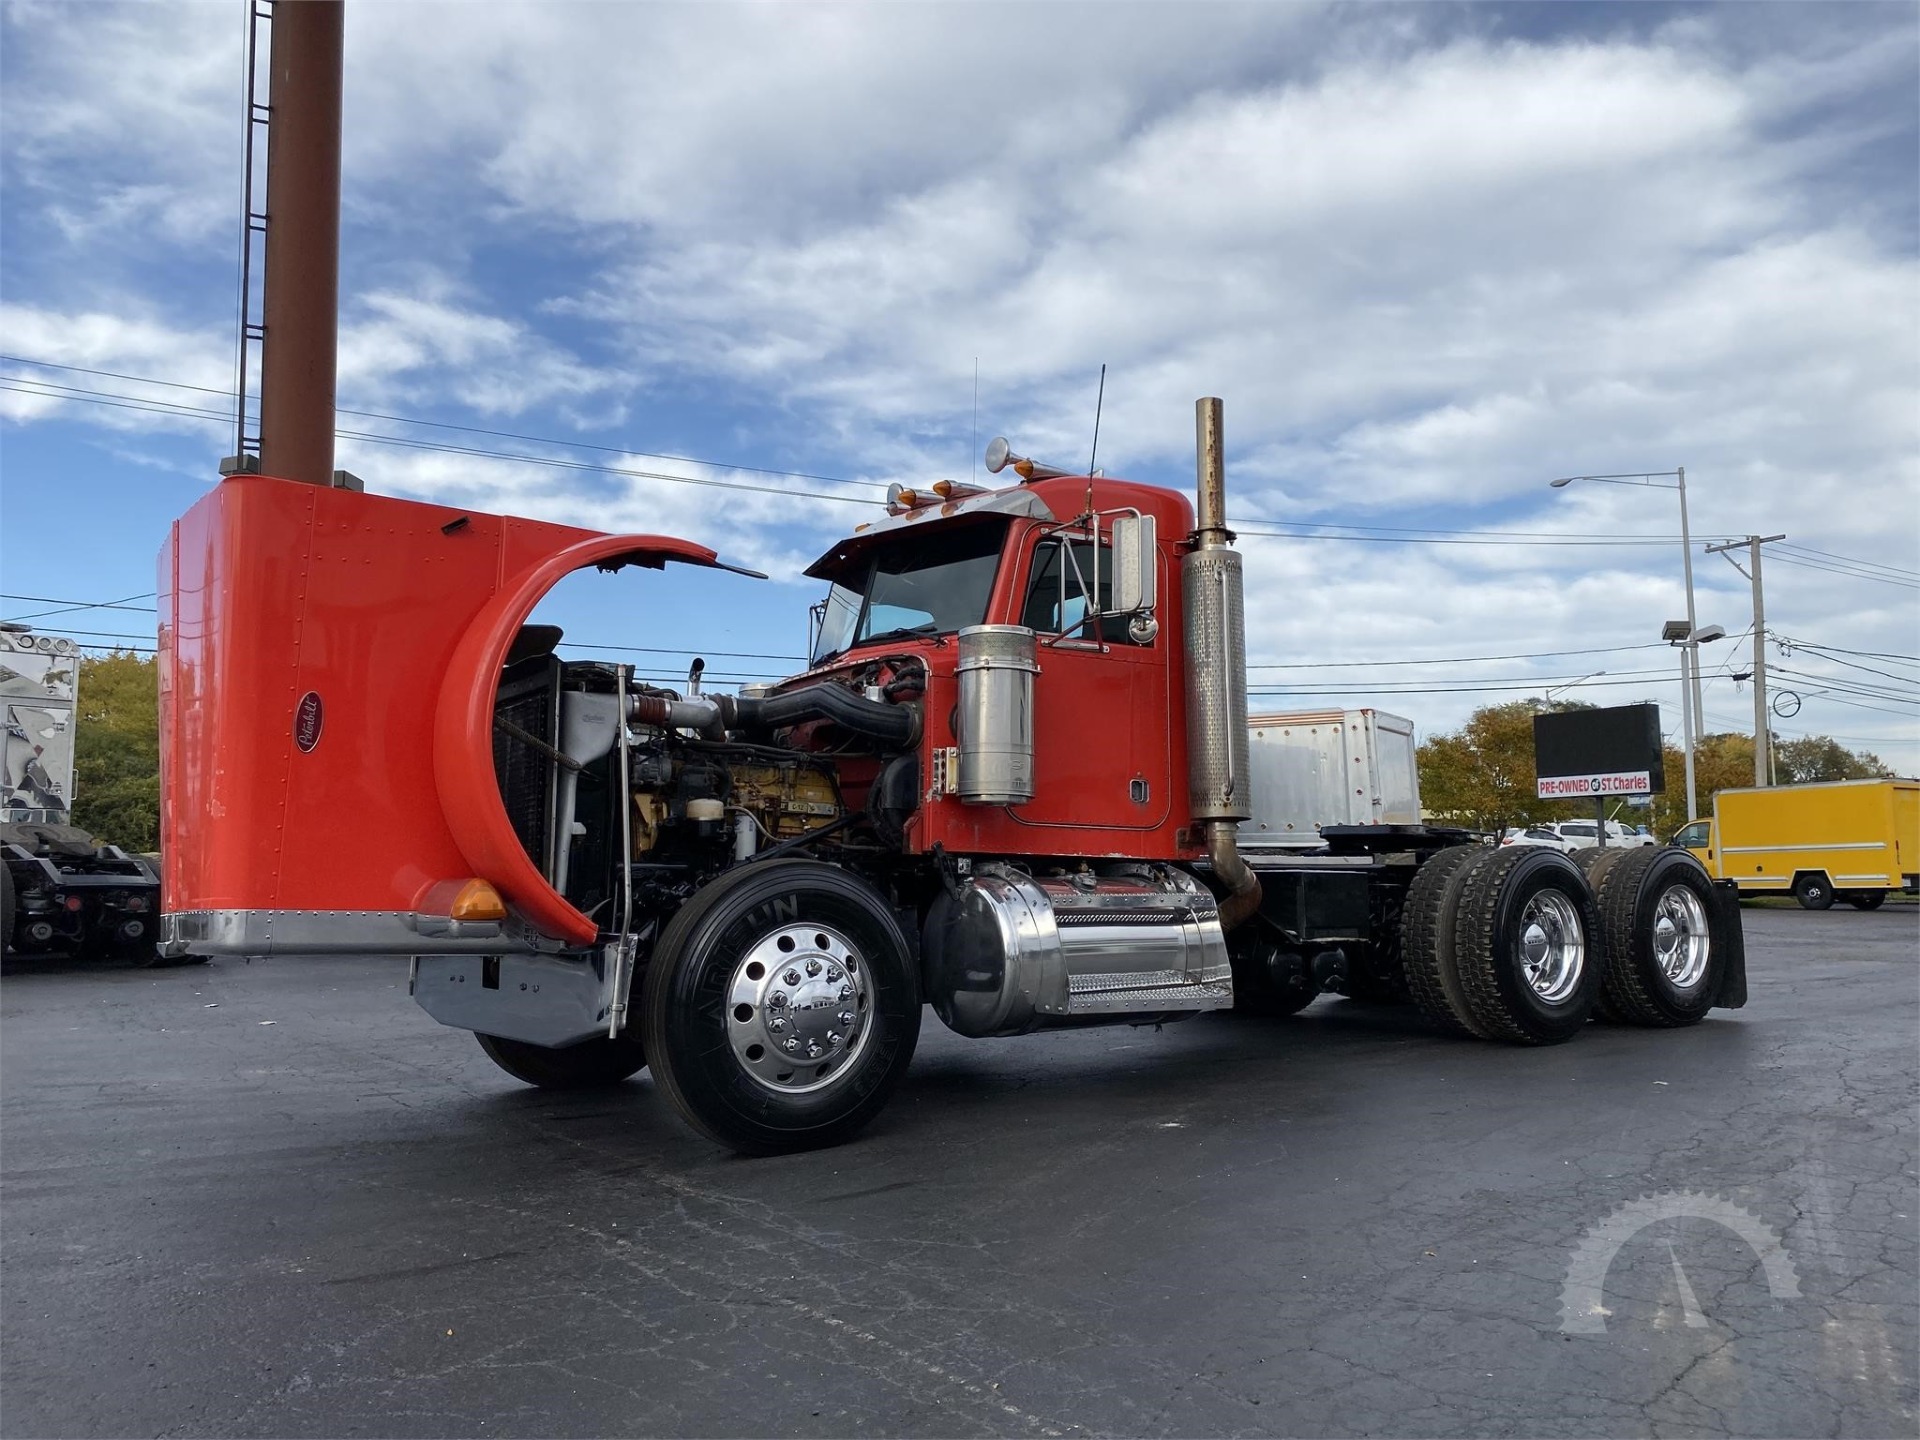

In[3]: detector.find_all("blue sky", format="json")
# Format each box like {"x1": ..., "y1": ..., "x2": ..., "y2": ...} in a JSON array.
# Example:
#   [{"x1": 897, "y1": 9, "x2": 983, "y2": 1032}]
[{"x1": 3, "y1": 0, "x2": 1916, "y2": 771}]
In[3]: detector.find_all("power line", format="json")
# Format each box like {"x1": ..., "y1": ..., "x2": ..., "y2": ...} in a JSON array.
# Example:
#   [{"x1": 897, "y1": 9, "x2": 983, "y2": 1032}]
[
  {"x1": 1, "y1": 591, "x2": 161, "y2": 622},
  {"x1": 0, "y1": 361, "x2": 1772, "y2": 550},
  {"x1": 1246, "y1": 640, "x2": 1668, "y2": 670},
  {"x1": 1776, "y1": 543, "x2": 1920, "y2": 581},
  {"x1": 1234, "y1": 522, "x2": 1728, "y2": 549},
  {"x1": 1777, "y1": 649, "x2": 1920, "y2": 688},
  {"x1": 1775, "y1": 636, "x2": 1920, "y2": 668},
  {"x1": 1249, "y1": 670, "x2": 1680, "y2": 698},
  {"x1": 555, "y1": 640, "x2": 804, "y2": 664},
  {"x1": 1766, "y1": 551, "x2": 1920, "y2": 590},
  {"x1": 4, "y1": 626, "x2": 156, "y2": 644},
  {"x1": 0, "y1": 377, "x2": 884, "y2": 510},
  {"x1": 1772, "y1": 667, "x2": 1918, "y2": 706},
  {"x1": 0, "y1": 355, "x2": 875, "y2": 491}
]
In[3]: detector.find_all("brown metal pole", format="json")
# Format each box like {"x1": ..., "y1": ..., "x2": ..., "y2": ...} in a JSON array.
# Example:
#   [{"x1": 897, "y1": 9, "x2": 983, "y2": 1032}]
[{"x1": 258, "y1": 0, "x2": 343, "y2": 486}]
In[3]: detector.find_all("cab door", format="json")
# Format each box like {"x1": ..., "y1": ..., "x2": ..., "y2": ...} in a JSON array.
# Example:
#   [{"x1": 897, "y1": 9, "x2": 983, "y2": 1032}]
[
  {"x1": 1007, "y1": 532, "x2": 1171, "y2": 835},
  {"x1": 1672, "y1": 819, "x2": 1716, "y2": 874}
]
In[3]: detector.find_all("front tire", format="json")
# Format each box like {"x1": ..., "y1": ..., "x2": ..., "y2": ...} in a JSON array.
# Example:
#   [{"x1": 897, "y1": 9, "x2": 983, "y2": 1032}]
[
  {"x1": 642, "y1": 859, "x2": 921, "y2": 1154},
  {"x1": 476, "y1": 1032, "x2": 648, "y2": 1089},
  {"x1": 1452, "y1": 848, "x2": 1602, "y2": 1044},
  {"x1": 1793, "y1": 873, "x2": 1836, "y2": 910}
]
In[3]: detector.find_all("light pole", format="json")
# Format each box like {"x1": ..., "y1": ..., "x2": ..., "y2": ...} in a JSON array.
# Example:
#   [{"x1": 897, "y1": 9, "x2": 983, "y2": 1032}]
[
  {"x1": 1550, "y1": 467, "x2": 1699, "y2": 795},
  {"x1": 1662, "y1": 620, "x2": 1726, "y2": 820}
]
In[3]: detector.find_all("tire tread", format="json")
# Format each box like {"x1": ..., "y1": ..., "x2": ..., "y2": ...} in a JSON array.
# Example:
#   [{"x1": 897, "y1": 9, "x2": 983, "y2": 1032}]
[
  {"x1": 1590, "y1": 848, "x2": 1718, "y2": 1028},
  {"x1": 1400, "y1": 845, "x2": 1490, "y2": 1037}
]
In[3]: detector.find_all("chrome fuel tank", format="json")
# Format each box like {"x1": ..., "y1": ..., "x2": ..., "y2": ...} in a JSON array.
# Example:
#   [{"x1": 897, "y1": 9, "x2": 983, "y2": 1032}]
[{"x1": 922, "y1": 865, "x2": 1231, "y2": 1038}]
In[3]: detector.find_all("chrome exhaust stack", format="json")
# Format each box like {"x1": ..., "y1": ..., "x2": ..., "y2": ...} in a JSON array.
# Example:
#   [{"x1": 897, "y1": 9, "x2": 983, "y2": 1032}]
[{"x1": 1183, "y1": 397, "x2": 1261, "y2": 930}]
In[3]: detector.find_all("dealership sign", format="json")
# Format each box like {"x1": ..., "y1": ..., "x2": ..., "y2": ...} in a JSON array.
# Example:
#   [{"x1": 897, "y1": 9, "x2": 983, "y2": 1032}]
[
  {"x1": 1539, "y1": 771, "x2": 1653, "y2": 798},
  {"x1": 1533, "y1": 704, "x2": 1664, "y2": 800}
]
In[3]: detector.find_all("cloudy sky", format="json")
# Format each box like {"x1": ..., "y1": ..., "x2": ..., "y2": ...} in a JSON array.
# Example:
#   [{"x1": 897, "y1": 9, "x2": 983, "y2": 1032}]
[{"x1": 3, "y1": 0, "x2": 1916, "y2": 775}]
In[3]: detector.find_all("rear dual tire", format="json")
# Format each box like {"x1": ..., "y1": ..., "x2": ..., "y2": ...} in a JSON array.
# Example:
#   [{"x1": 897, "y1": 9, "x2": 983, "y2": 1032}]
[
  {"x1": 1399, "y1": 846, "x2": 1602, "y2": 1044},
  {"x1": 1400, "y1": 845, "x2": 1490, "y2": 1038},
  {"x1": 1451, "y1": 848, "x2": 1604, "y2": 1045},
  {"x1": 1584, "y1": 848, "x2": 1722, "y2": 1027}
]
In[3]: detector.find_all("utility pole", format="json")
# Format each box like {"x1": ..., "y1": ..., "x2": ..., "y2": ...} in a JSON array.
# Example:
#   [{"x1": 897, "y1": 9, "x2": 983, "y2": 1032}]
[{"x1": 1707, "y1": 533, "x2": 1786, "y2": 787}]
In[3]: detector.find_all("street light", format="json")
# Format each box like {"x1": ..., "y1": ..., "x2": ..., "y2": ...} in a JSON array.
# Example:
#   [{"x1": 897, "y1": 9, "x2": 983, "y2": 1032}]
[
  {"x1": 1551, "y1": 467, "x2": 1701, "y2": 799},
  {"x1": 1663, "y1": 620, "x2": 1727, "y2": 821}
]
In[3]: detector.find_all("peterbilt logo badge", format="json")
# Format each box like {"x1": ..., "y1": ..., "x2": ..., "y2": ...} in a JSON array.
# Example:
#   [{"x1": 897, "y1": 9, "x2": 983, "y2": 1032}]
[{"x1": 294, "y1": 692, "x2": 323, "y2": 753}]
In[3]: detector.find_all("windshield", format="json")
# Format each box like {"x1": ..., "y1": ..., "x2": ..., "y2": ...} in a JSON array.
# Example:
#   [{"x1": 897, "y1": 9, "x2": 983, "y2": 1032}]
[{"x1": 811, "y1": 520, "x2": 1009, "y2": 664}]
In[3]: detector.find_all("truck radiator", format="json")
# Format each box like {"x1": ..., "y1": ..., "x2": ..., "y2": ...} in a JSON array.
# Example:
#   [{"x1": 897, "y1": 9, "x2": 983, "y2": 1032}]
[{"x1": 491, "y1": 655, "x2": 562, "y2": 872}]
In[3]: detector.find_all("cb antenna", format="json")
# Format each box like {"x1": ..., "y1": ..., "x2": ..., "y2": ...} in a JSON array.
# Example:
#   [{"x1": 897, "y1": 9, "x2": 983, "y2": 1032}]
[{"x1": 1084, "y1": 362, "x2": 1106, "y2": 522}]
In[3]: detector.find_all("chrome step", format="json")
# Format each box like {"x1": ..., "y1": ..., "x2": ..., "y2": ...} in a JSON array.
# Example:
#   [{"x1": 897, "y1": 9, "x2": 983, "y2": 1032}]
[{"x1": 1067, "y1": 970, "x2": 1234, "y2": 1016}]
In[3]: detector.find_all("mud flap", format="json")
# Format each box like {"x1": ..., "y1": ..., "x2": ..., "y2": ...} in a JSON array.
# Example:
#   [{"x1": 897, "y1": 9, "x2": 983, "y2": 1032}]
[{"x1": 1709, "y1": 878, "x2": 1747, "y2": 1010}]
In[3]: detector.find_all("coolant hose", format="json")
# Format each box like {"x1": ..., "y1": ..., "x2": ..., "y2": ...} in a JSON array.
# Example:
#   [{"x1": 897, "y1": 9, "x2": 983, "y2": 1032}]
[
  {"x1": 732, "y1": 683, "x2": 919, "y2": 748},
  {"x1": 1207, "y1": 819, "x2": 1262, "y2": 931}
]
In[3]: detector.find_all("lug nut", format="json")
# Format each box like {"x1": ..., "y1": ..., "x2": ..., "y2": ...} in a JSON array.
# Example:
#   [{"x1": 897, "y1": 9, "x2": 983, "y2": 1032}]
[
  {"x1": 827, "y1": 1031, "x2": 843, "y2": 1047},
  {"x1": 837, "y1": 1010, "x2": 854, "y2": 1027},
  {"x1": 838, "y1": 984, "x2": 852, "y2": 1002},
  {"x1": 769, "y1": 991, "x2": 788, "y2": 1007},
  {"x1": 805, "y1": 1040, "x2": 822, "y2": 1058},
  {"x1": 806, "y1": 959, "x2": 823, "y2": 977},
  {"x1": 782, "y1": 1037, "x2": 800, "y2": 1053},
  {"x1": 767, "y1": 1017, "x2": 787, "y2": 1034},
  {"x1": 825, "y1": 968, "x2": 842, "y2": 985},
  {"x1": 784, "y1": 970, "x2": 801, "y2": 986}
]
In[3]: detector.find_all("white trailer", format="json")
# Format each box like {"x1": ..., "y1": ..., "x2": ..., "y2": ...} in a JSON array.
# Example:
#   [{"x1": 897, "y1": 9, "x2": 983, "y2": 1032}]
[
  {"x1": 1238, "y1": 708, "x2": 1422, "y2": 850},
  {"x1": 0, "y1": 629, "x2": 79, "y2": 823}
]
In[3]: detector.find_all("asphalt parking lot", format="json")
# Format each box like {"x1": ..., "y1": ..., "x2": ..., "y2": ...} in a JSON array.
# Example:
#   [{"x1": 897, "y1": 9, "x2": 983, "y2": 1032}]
[{"x1": 3, "y1": 906, "x2": 1915, "y2": 1439}]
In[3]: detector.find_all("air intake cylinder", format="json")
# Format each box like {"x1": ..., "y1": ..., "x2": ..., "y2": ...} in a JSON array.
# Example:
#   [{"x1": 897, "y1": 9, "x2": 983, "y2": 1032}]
[{"x1": 955, "y1": 624, "x2": 1038, "y2": 804}]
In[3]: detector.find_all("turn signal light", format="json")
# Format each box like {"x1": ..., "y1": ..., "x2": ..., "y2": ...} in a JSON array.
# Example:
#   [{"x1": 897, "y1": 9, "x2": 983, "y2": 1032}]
[{"x1": 449, "y1": 879, "x2": 508, "y2": 922}]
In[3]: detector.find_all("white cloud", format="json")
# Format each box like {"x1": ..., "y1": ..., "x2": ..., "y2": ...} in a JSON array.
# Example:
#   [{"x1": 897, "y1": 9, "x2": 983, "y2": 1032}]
[
  {"x1": 338, "y1": 284, "x2": 621, "y2": 419},
  {"x1": 0, "y1": 0, "x2": 239, "y2": 246},
  {"x1": 3, "y1": 2, "x2": 1914, "y2": 766}
]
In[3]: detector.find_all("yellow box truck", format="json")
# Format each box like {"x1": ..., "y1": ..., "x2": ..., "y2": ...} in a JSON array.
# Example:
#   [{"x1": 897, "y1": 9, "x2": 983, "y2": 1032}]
[{"x1": 1670, "y1": 778, "x2": 1920, "y2": 909}]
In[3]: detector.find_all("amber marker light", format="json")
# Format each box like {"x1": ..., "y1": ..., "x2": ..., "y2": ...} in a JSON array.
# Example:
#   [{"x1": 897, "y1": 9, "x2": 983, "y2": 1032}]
[{"x1": 449, "y1": 879, "x2": 509, "y2": 922}]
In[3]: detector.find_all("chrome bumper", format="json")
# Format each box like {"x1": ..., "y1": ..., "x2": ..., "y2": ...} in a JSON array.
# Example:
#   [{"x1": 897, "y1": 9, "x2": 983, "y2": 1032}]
[{"x1": 157, "y1": 908, "x2": 551, "y2": 959}]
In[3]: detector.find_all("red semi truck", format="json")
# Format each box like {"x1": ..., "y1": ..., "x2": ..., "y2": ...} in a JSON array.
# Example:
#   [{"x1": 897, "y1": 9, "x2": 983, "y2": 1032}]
[{"x1": 155, "y1": 400, "x2": 1745, "y2": 1152}]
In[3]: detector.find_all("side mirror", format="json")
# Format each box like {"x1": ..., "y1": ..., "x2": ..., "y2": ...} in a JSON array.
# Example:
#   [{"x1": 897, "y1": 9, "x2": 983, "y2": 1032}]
[{"x1": 1111, "y1": 513, "x2": 1157, "y2": 613}]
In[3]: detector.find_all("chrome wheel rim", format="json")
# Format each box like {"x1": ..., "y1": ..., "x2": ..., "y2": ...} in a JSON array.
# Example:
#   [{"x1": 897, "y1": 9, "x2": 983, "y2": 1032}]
[
  {"x1": 1651, "y1": 884, "x2": 1712, "y2": 990},
  {"x1": 1516, "y1": 889, "x2": 1585, "y2": 1004},
  {"x1": 726, "y1": 922, "x2": 872, "y2": 1094}
]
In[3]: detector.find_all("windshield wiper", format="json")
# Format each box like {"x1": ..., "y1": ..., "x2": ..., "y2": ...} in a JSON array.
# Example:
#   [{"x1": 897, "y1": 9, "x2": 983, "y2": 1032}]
[{"x1": 851, "y1": 622, "x2": 938, "y2": 650}]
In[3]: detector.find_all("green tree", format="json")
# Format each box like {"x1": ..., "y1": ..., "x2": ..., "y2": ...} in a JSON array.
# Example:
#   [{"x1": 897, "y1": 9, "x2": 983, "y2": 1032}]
[
  {"x1": 1417, "y1": 699, "x2": 1600, "y2": 833},
  {"x1": 1774, "y1": 734, "x2": 1892, "y2": 784},
  {"x1": 70, "y1": 651, "x2": 160, "y2": 851}
]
